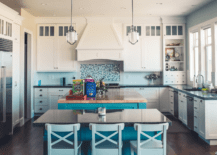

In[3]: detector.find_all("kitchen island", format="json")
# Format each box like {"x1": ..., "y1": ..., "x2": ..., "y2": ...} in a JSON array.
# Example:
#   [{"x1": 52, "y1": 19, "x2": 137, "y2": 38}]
[{"x1": 58, "y1": 88, "x2": 147, "y2": 110}]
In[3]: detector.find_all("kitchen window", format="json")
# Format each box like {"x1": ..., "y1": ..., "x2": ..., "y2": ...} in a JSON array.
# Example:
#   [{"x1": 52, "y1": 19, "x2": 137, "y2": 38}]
[
  {"x1": 190, "y1": 31, "x2": 199, "y2": 80},
  {"x1": 204, "y1": 28, "x2": 212, "y2": 82}
]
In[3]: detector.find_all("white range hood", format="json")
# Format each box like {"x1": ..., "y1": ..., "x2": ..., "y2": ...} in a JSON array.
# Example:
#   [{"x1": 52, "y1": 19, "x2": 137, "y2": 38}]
[{"x1": 76, "y1": 23, "x2": 124, "y2": 61}]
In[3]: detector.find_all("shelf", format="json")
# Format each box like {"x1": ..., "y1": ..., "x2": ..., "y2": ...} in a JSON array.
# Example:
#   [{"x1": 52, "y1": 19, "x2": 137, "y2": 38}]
[
  {"x1": 165, "y1": 61, "x2": 184, "y2": 63},
  {"x1": 165, "y1": 46, "x2": 184, "y2": 48}
]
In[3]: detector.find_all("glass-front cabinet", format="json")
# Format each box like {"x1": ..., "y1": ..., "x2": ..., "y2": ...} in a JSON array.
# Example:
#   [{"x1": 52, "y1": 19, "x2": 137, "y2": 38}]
[
  {"x1": 164, "y1": 24, "x2": 184, "y2": 37},
  {"x1": 0, "y1": 16, "x2": 13, "y2": 40},
  {"x1": 163, "y1": 24, "x2": 186, "y2": 85}
]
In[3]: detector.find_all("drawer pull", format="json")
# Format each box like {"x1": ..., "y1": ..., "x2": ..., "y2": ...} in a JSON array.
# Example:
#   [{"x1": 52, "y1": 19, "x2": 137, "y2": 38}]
[
  {"x1": 200, "y1": 100, "x2": 203, "y2": 102},
  {"x1": 194, "y1": 100, "x2": 197, "y2": 102},
  {"x1": 59, "y1": 90, "x2": 63, "y2": 91},
  {"x1": 194, "y1": 116, "x2": 197, "y2": 118},
  {"x1": 181, "y1": 101, "x2": 183, "y2": 102},
  {"x1": 171, "y1": 102, "x2": 173, "y2": 104},
  {"x1": 40, "y1": 95, "x2": 43, "y2": 97},
  {"x1": 40, "y1": 89, "x2": 42, "y2": 91},
  {"x1": 39, "y1": 108, "x2": 42, "y2": 110},
  {"x1": 40, "y1": 101, "x2": 43, "y2": 103},
  {"x1": 194, "y1": 107, "x2": 197, "y2": 109},
  {"x1": 194, "y1": 126, "x2": 197, "y2": 128},
  {"x1": 171, "y1": 110, "x2": 173, "y2": 111}
]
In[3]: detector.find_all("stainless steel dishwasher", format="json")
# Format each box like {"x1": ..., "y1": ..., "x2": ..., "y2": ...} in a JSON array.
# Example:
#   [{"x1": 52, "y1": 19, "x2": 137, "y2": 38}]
[
  {"x1": 173, "y1": 91, "x2": 179, "y2": 118},
  {"x1": 187, "y1": 96, "x2": 194, "y2": 130}
]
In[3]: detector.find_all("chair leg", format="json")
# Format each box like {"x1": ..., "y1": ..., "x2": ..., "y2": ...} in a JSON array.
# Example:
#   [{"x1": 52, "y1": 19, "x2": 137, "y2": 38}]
[
  {"x1": 130, "y1": 146, "x2": 134, "y2": 155},
  {"x1": 79, "y1": 146, "x2": 81, "y2": 155}
]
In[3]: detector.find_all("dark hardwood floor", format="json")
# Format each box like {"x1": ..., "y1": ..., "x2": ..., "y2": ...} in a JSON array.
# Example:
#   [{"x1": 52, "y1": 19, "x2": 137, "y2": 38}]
[{"x1": 0, "y1": 115, "x2": 217, "y2": 155}]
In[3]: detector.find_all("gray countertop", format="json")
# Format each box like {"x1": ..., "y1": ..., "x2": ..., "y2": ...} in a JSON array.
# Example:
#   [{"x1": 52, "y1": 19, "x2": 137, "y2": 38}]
[
  {"x1": 33, "y1": 109, "x2": 171, "y2": 125},
  {"x1": 34, "y1": 84, "x2": 217, "y2": 100}
]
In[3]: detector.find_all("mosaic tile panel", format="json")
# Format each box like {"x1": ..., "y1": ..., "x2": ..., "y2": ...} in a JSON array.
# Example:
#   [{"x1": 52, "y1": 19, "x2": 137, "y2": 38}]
[{"x1": 80, "y1": 64, "x2": 120, "y2": 81}]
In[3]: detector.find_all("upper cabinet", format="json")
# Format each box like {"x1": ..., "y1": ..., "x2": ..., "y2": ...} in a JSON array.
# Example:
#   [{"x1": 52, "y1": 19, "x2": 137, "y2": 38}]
[
  {"x1": 37, "y1": 24, "x2": 76, "y2": 72},
  {"x1": 0, "y1": 16, "x2": 13, "y2": 40},
  {"x1": 124, "y1": 24, "x2": 162, "y2": 72},
  {"x1": 163, "y1": 24, "x2": 184, "y2": 37}
]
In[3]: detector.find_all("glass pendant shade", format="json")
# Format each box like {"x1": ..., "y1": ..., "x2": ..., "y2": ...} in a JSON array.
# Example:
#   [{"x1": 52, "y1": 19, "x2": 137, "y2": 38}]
[
  {"x1": 128, "y1": 26, "x2": 139, "y2": 45},
  {"x1": 66, "y1": 26, "x2": 77, "y2": 45}
]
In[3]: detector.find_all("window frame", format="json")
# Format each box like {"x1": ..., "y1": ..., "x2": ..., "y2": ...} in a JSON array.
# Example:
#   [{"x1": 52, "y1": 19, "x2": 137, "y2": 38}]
[
  {"x1": 204, "y1": 28, "x2": 212, "y2": 83},
  {"x1": 190, "y1": 31, "x2": 199, "y2": 81}
]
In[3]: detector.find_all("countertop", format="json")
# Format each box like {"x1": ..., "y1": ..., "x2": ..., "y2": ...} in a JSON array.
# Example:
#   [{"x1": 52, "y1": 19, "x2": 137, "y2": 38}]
[
  {"x1": 33, "y1": 109, "x2": 171, "y2": 125},
  {"x1": 58, "y1": 88, "x2": 147, "y2": 103},
  {"x1": 34, "y1": 85, "x2": 73, "y2": 88},
  {"x1": 34, "y1": 84, "x2": 217, "y2": 100}
]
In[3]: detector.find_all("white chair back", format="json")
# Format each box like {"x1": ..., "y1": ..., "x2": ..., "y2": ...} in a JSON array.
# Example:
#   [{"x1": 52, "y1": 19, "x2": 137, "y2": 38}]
[
  {"x1": 134, "y1": 123, "x2": 169, "y2": 155},
  {"x1": 89, "y1": 123, "x2": 125, "y2": 155},
  {"x1": 46, "y1": 123, "x2": 80, "y2": 155}
]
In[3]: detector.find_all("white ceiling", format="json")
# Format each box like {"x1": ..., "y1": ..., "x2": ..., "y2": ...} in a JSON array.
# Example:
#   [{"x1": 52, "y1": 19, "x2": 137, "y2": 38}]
[{"x1": 0, "y1": 0, "x2": 215, "y2": 17}]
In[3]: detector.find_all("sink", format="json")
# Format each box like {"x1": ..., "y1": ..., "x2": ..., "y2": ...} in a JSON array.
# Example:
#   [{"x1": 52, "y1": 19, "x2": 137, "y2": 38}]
[{"x1": 184, "y1": 88, "x2": 201, "y2": 91}]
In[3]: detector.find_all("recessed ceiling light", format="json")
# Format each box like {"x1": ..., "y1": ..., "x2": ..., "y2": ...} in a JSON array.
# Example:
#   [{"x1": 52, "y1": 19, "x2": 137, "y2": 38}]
[
  {"x1": 156, "y1": 3, "x2": 163, "y2": 5},
  {"x1": 148, "y1": 14, "x2": 152, "y2": 15},
  {"x1": 41, "y1": 3, "x2": 47, "y2": 5}
]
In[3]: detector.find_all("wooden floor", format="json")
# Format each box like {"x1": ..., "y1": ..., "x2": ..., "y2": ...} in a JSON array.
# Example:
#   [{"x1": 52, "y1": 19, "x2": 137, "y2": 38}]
[{"x1": 0, "y1": 114, "x2": 217, "y2": 155}]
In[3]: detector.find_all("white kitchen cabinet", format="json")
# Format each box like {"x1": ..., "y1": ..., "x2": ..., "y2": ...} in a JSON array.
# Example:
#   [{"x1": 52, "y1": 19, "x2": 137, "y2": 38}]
[
  {"x1": 135, "y1": 87, "x2": 160, "y2": 110},
  {"x1": 34, "y1": 88, "x2": 70, "y2": 113},
  {"x1": 48, "y1": 93, "x2": 62, "y2": 110},
  {"x1": 142, "y1": 38, "x2": 162, "y2": 71},
  {"x1": 159, "y1": 87, "x2": 169, "y2": 112},
  {"x1": 48, "y1": 88, "x2": 70, "y2": 110},
  {"x1": 0, "y1": 15, "x2": 13, "y2": 40},
  {"x1": 198, "y1": 99, "x2": 205, "y2": 138},
  {"x1": 37, "y1": 24, "x2": 76, "y2": 72},
  {"x1": 124, "y1": 24, "x2": 162, "y2": 72},
  {"x1": 37, "y1": 37, "x2": 56, "y2": 71},
  {"x1": 178, "y1": 92, "x2": 187, "y2": 125}
]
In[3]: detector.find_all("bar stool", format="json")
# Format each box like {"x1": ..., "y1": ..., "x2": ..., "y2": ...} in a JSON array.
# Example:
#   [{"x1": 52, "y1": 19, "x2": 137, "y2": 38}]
[
  {"x1": 46, "y1": 123, "x2": 82, "y2": 155},
  {"x1": 89, "y1": 123, "x2": 124, "y2": 155},
  {"x1": 130, "y1": 123, "x2": 169, "y2": 155}
]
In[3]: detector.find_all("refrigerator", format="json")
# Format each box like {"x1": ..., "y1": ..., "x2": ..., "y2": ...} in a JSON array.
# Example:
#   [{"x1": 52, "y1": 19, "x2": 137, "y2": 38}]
[{"x1": 0, "y1": 38, "x2": 13, "y2": 139}]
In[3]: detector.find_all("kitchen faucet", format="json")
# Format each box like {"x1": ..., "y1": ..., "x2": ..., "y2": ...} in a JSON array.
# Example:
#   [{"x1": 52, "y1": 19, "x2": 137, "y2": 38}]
[{"x1": 196, "y1": 74, "x2": 205, "y2": 88}]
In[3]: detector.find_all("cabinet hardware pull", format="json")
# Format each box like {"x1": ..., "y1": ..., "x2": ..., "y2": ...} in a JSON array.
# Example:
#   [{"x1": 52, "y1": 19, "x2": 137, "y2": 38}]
[
  {"x1": 194, "y1": 126, "x2": 197, "y2": 128},
  {"x1": 194, "y1": 100, "x2": 197, "y2": 102},
  {"x1": 40, "y1": 89, "x2": 42, "y2": 91},
  {"x1": 59, "y1": 90, "x2": 63, "y2": 91},
  {"x1": 181, "y1": 101, "x2": 183, "y2": 102},
  {"x1": 40, "y1": 95, "x2": 43, "y2": 97},
  {"x1": 40, "y1": 101, "x2": 42, "y2": 103},
  {"x1": 200, "y1": 100, "x2": 202, "y2": 102},
  {"x1": 171, "y1": 102, "x2": 173, "y2": 104},
  {"x1": 39, "y1": 108, "x2": 42, "y2": 110},
  {"x1": 194, "y1": 116, "x2": 197, "y2": 118},
  {"x1": 194, "y1": 107, "x2": 197, "y2": 109}
]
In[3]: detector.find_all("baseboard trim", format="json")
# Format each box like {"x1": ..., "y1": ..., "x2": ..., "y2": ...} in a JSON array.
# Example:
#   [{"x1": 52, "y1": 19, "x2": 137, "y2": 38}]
[
  {"x1": 19, "y1": 117, "x2": 24, "y2": 127},
  {"x1": 198, "y1": 135, "x2": 217, "y2": 145}
]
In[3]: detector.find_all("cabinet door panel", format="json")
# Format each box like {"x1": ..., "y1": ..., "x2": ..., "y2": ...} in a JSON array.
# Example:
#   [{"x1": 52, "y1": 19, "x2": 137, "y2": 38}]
[
  {"x1": 124, "y1": 37, "x2": 142, "y2": 71},
  {"x1": 137, "y1": 88, "x2": 159, "y2": 100},
  {"x1": 49, "y1": 94, "x2": 60, "y2": 110},
  {"x1": 57, "y1": 37, "x2": 76, "y2": 71},
  {"x1": 146, "y1": 100, "x2": 159, "y2": 110},
  {"x1": 37, "y1": 38, "x2": 55, "y2": 71},
  {"x1": 142, "y1": 38, "x2": 161, "y2": 71}
]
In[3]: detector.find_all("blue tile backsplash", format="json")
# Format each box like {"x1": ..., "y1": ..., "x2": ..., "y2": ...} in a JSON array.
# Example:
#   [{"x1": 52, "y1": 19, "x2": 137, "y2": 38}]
[{"x1": 80, "y1": 64, "x2": 120, "y2": 82}]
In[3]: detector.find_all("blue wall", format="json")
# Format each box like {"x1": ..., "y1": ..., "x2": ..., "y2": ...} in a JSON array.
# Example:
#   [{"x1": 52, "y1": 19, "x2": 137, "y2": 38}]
[{"x1": 186, "y1": 0, "x2": 217, "y2": 70}]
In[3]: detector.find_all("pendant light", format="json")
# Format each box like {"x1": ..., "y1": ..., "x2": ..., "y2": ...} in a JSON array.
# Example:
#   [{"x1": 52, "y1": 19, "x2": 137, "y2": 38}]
[
  {"x1": 66, "y1": 0, "x2": 78, "y2": 45},
  {"x1": 128, "y1": 0, "x2": 139, "y2": 45}
]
